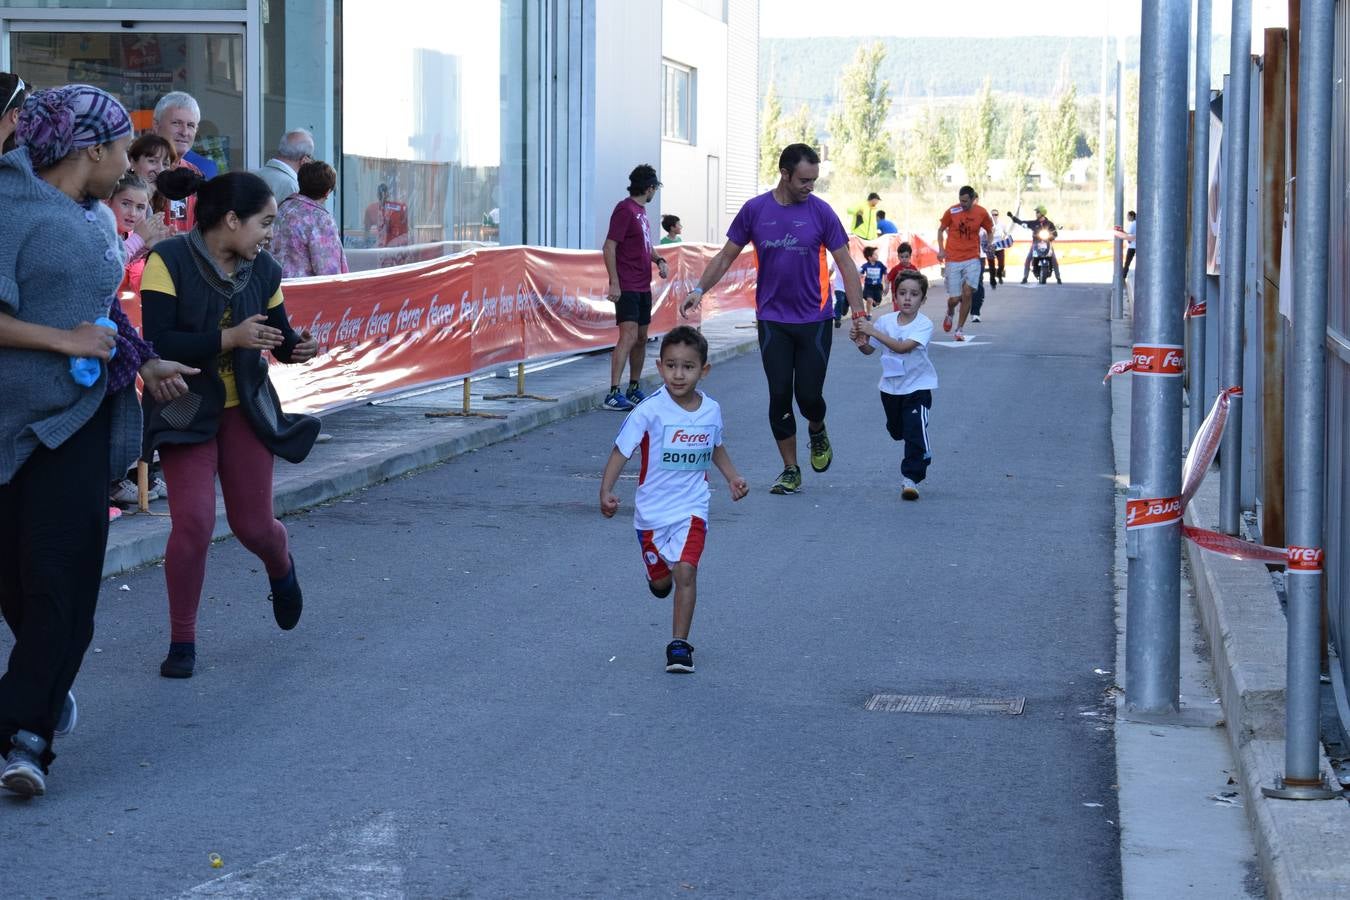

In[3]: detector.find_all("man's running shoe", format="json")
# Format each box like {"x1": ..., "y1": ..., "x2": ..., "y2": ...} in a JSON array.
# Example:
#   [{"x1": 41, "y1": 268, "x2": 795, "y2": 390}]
[
  {"x1": 625, "y1": 386, "x2": 647, "y2": 405},
  {"x1": 953, "y1": 331, "x2": 966, "y2": 342},
  {"x1": 54, "y1": 692, "x2": 77, "y2": 737},
  {"x1": 769, "y1": 465, "x2": 802, "y2": 494},
  {"x1": 603, "y1": 389, "x2": 634, "y2": 411},
  {"x1": 808, "y1": 426, "x2": 833, "y2": 473},
  {"x1": 665, "y1": 639, "x2": 695, "y2": 673},
  {"x1": 2, "y1": 731, "x2": 47, "y2": 797},
  {"x1": 942, "y1": 313, "x2": 953, "y2": 332},
  {"x1": 901, "y1": 478, "x2": 920, "y2": 501},
  {"x1": 971, "y1": 314, "x2": 982, "y2": 323}
]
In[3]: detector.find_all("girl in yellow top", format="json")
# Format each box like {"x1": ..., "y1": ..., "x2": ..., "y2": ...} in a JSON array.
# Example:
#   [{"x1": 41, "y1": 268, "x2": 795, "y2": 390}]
[{"x1": 140, "y1": 169, "x2": 321, "y2": 679}]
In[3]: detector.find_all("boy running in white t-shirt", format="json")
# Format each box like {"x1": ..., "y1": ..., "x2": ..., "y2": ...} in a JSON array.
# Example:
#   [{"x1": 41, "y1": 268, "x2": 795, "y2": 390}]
[
  {"x1": 600, "y1": 326, "x2": 749, "y2": 672},
  {"x1": 852, "y1": 270, "x2": 938, "y2": 501}
]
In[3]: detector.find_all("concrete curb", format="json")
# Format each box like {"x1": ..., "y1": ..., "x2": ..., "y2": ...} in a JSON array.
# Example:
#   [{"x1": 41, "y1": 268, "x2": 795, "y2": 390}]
[
  {"x1": 1105, "y1": 317, "x2": 1350, "y2": 898},
  {"x1": 101, "y1": 332, "x2": 762, "y2": 579}
]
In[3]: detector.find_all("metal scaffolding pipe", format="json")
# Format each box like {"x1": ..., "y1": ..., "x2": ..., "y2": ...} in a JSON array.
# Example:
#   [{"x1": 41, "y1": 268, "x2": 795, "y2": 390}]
[
  {"x1": 1262, "y1": 0, "x2": 1340, "y2": 802},
  {"x1": 1188, "y1": 0, "x2": 1212, "y2": 437},
  {"x1": 1218, "y1": 0, "x2": 1252, "y2": 534},
  {"x1": 1126, "y1": 0, "x2": 1190, "y2": 714},
  {"x1": 1113, "y1": 55, "x2": 1126, "y2": 320}
]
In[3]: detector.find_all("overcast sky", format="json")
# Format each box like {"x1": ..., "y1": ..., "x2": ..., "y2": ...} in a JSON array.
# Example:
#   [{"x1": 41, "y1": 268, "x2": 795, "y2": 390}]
[{"x1": 758, "y1": 0, "x2": 1248, "y2": 41}]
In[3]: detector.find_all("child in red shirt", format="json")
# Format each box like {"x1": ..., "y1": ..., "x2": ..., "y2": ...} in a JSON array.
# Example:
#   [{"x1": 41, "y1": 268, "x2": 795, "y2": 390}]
[{"x1": 886, "y1": 241, "x2": 919, "y2": 310}]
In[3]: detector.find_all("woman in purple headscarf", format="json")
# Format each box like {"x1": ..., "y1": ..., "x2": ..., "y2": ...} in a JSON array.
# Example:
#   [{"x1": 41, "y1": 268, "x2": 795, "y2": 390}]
[{"x1": 0, "y1": 85, "x2": 197, "y2": 798}]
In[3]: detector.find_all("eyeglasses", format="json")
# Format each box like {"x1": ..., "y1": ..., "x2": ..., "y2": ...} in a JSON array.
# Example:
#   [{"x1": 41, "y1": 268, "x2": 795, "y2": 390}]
[{"x1": 3, "y1": 77, "x2": 27, "y2": 117}]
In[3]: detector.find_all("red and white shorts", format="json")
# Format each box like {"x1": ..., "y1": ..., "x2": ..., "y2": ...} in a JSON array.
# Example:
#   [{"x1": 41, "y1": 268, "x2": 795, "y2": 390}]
[{"x1": 635, "y1": 516, "x2": 707, "y2": 582}]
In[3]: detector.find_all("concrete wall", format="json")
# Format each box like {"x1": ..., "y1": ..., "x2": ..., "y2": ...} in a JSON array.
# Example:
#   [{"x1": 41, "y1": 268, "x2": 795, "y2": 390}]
[
  {"x1": 660, "y1": 1, "x2": 729, "y2": 245},
  {"x1": 591, "y1": 0, "x2": 663, "y2": 248}
]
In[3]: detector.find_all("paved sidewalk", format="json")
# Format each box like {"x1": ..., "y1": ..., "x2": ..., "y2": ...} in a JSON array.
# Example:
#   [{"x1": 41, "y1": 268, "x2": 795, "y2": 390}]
[
  {"x1": 1109, "y1": 315, "x2": 1350, "y2": 899},
  {"x1": 103, "y1": 308, "x2": 761, "y2": 577}
]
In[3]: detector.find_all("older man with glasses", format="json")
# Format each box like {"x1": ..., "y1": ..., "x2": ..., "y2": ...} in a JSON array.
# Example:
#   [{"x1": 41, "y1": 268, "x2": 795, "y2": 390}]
[
  {"x1": 253, "y1": 129, "x2": 315, "y2": 202},
  {"x1": 1, "y1": 73, "x2": 28, "y2": 153}
]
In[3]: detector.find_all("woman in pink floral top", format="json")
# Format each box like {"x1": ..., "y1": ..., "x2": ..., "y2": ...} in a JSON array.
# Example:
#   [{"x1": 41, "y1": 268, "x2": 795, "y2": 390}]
[{"x1": 270, "y1": 160, "x2": 348, "y2": 278}]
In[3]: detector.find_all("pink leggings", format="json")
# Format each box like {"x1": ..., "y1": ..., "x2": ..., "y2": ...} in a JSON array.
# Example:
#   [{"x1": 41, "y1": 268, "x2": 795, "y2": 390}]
[{"x1": 159, "y1": 408, "x2": 291, "y2": 642}]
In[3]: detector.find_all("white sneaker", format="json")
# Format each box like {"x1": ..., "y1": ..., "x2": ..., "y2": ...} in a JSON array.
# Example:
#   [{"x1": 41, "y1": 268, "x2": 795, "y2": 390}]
[
  {"x1": 148, "y1": 476, "x2": 168, "y2": 501},
  {"x1": 901, "y1": 478, "x2": 920, "y2": 501},
  {"x1": 110, "y1": 479, "x2": 139, "y2": 505},
  {"x1": 971, "y1": 314, "x2": 982, "y2": 323}
]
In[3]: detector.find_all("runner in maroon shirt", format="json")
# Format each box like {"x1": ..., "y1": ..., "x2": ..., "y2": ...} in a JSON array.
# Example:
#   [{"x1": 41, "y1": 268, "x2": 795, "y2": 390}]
[{"x1": 602, "y1": 164, "x2": 669, "y2": 411}]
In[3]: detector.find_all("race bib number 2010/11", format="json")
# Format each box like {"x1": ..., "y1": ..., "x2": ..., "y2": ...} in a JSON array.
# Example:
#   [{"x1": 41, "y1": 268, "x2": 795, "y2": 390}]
[{"x1": 660, "y1": 425, "x2": 716, "y2": 471}]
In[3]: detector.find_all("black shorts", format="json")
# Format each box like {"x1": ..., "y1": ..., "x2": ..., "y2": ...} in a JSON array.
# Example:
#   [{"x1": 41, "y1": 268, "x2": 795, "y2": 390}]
[
  {"x1": 615, "y1": 291, "x2": 653, "y2": 326},
  {"x1": 863, "y1": 284, "x2": 883, "y2": 303}
]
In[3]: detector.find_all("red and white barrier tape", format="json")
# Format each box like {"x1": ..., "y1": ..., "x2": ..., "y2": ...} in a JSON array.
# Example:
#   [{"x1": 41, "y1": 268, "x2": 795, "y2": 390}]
[
  {"x1": 1124, "y1": 385, "x2": 1323, "y2": 571},
  {"x1": 1181, "y1": 386, "x2": 1242, "y2": 507},
  {"x1": 1103, "y1": 344, "x2": 1185, "y2": 383},
  {"x1": 1185, "y1": 297, "x2": 1208, "y2": 319}
]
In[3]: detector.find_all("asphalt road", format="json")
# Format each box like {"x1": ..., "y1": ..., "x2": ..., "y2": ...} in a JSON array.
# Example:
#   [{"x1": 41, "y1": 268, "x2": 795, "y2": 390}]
[{"x1": 1, "y1": 281, "x2": 1121, "y2": 899}]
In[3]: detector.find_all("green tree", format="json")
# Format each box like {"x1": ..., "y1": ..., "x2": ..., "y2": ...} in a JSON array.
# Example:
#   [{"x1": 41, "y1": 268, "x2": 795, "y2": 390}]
[
  {"x1": 782, "y1": 103, "x2": 817, "y2": 148},
  {"x1": 826, "y1": 41, "x2": 893, "y2": 182},
  {"x1": 955, "y1": 77, "x2": 996, "y2": 189},
  {"x1": 760, "y1": 82, "x2": 785, "y2": 184},
  {"x1": 1039, "y1": 81, "x2": 1081, "y2": 199},
  {"x1": 1003, "y1": 99, "x2": 1035, "y2": 209},
  {"x1": 895, "y1": 104, "x2": 955, "y2": 194}
]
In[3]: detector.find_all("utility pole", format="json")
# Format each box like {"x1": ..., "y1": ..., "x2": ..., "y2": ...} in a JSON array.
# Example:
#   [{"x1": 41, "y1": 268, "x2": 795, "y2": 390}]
[{"x1": 1125, "y1": 0, "x2": 1190, "y2": 714}]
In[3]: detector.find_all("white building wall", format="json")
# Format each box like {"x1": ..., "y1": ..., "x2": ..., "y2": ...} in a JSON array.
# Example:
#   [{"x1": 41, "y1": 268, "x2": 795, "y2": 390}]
[
  {"x1": 591, "y1": 0, "x2": 663, "y2": 248},
  {"x1": 660, "y1": 1, "x2": 729, "y2": 244}
]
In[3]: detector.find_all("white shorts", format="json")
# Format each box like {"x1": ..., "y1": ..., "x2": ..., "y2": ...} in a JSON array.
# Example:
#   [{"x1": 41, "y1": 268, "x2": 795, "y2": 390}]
[
  {"x1": 636, "y1": 515, "x2": 707, "y2": 581},
  {"x1": 943, "y1": 258, "x2": 983, "y2": 295}
]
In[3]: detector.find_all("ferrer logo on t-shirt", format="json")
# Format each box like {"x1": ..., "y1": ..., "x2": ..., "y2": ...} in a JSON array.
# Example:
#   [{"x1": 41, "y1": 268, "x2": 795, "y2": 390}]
[{"x1": 661, "y1": 425, "x2": 715, "y2": 470}]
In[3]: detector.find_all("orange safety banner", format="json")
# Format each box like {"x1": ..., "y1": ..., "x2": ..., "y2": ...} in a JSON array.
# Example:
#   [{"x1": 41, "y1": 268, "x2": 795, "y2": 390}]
[
  {"x1": 1181, "y1": 525, "x2": 1288, "y2": 564},
  {"x1": 119, "y1": 243, "x2": 759, "y2": 414}
]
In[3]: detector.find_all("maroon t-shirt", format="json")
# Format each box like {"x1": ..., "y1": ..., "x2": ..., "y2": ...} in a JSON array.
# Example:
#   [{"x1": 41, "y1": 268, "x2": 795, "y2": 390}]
[{"x1": 606, "y1": 197, "x2": 654, "y2": 292}]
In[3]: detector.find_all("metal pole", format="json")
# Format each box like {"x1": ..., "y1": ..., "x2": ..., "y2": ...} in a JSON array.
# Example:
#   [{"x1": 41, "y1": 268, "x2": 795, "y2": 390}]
[
  {"x1": 1099, "y1": 33, "x2": 1110, "y2": 231},
  {"x1": 1126, "y1": 0, "x2": 1190, "y2": 714},
  {"x1": 1217, "y1": 0, "x2": 1252, "y2": 535},
  {"x1": 1112, "y1": 55, "x2": 1125, "y2": 320},
  {"x1": 1187, "y1": 0, "x2": 1212, "y2": 438},
  {"x1": 1262, "y1": 0, "x2": 1340, "y2": 802}
]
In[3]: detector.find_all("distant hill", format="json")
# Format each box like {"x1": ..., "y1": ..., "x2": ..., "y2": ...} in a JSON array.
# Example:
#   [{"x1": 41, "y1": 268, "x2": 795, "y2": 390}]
[{"x1": 761, "y1": 35, "x2": 1143, "y2": 109}]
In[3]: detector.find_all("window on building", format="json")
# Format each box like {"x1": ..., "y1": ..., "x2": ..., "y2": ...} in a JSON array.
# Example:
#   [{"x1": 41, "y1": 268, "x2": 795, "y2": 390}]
[{"x1": 662, "y1": 60, "x2": 694, "y2": 143}]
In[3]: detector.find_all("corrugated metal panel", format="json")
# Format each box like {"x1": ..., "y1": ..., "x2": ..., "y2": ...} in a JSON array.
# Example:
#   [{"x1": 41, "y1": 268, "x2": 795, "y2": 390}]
[
  {"x1": 1326, "y1": 0, "x2": 1350, "y2": 737},
  {"x1": 724, "y1": 0, "x2": 759, "y2": 213}
]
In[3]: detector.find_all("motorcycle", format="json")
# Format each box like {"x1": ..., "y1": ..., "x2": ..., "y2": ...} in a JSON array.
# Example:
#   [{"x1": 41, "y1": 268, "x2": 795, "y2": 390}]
[{"x1": 1030, "y1": 229, "x2": 1055, "y2": 284}]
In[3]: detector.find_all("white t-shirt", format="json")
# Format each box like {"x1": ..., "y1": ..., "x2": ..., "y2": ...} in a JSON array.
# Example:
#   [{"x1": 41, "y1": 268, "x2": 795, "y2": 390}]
[
  {"x1": 614, "y1": 386, "x2": 725, "y2": 530},
  {"x1": 868, "y1": 312, "x2": 938, "y2": 395},
  {"x1": 1125, "y1": 220, "x2": 1137, "y2": 245}
]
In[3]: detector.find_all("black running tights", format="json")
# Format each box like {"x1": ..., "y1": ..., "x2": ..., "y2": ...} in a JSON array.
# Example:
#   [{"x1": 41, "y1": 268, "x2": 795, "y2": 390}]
[{"x1": 757, "y1": 319, "x2": 832, "y2": 441}]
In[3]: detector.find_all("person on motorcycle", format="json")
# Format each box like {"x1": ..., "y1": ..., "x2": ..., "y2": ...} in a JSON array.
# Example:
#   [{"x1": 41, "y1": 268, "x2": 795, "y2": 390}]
[{"x1": 1009, "y1": 205, "x2": 1062, "y2": 284}]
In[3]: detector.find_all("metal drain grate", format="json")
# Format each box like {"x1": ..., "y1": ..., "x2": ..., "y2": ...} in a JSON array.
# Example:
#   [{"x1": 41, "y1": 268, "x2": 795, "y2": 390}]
[{"x1": 864, "y1": 694, "x2": 1026, "y2": 716}]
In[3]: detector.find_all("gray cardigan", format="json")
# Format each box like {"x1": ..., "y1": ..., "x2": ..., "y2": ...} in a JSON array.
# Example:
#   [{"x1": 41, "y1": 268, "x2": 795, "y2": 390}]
[{"x1": 0, "y1": 146, "x2": 142, "y2": 485}]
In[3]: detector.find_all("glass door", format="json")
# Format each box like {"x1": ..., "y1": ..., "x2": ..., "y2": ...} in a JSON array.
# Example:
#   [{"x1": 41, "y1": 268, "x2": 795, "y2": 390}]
[{"x1": 7, "y1": 23, "x2": 246, "y2": 173}]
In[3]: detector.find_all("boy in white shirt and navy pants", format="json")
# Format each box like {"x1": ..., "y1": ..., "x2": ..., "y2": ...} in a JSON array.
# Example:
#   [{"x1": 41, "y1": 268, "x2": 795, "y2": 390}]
[
  {"x1": 600, "y1": 326, "x2": 748, "y2": 672},
  {"x1": 852, "y1": 269, "x2": 938, "y2": 500}
]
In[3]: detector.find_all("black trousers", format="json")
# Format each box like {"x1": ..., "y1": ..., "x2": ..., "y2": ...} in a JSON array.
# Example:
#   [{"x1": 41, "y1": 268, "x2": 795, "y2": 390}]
[
  {"x1": 880, "y1": 389, "x2": 932, "y2": 482},
  {"x1": 994, "y1": 249, "x2": 1006, "y2": 279},
  {"x1": 1123, "y1": 247, "x2": 1136, "y2": 277},
  {"x1": 758, "y1": 319, "x2": 832, "y2": 441},
  {"x1": 0, "y1": 400, "x2": 112, "y2": 770}
]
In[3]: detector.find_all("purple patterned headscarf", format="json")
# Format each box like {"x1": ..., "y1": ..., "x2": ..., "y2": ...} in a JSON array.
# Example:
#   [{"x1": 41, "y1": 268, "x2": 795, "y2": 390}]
[{"x1": 15, "y1": 84, "x2": 131, "y2": 171}]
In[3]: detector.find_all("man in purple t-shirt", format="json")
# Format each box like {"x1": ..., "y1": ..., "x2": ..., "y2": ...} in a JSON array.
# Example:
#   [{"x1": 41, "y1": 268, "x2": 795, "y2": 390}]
[
  {"x1": 680, "y1": 143, "x2": 865, "y2": 495},
  {"x1": 602, "y1": 164, "x2": 670, "y2": 411}
]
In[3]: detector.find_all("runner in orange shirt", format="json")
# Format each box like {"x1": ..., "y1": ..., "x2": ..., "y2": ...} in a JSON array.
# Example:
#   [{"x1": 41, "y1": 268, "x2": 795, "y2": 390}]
[{"x1": 935, "y1": 185, "x2": 993, "y2": 342}]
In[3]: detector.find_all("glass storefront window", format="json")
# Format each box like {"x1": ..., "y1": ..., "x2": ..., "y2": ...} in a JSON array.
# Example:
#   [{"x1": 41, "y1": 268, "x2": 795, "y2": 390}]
[
  {"x1": 340, "y1": 0, "x2": 521, "y2": 252},
  {"x1": 9, "y1": 29, "x2": 245, "y2": 172}
]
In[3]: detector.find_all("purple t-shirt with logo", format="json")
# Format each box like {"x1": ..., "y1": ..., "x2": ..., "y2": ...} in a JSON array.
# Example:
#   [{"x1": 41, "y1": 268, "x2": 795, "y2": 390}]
[{"x1": 726, "y1": 191, "x2": 849, "y2": 324}]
